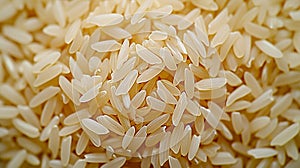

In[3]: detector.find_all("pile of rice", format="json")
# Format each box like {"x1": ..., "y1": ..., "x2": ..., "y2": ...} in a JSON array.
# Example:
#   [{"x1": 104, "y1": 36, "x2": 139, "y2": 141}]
[{"x1": 1, "y1": 0, "x2": 300, "y2": 167}]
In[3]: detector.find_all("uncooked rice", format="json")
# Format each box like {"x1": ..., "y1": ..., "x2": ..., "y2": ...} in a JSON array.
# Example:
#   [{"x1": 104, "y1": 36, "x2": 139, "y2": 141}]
[{"x1": 1, "y1": 0, "x2": 300, "y2": 167}]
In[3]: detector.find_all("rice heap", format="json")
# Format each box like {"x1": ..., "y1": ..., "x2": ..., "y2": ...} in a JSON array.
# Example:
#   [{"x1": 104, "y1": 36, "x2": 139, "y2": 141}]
[{"x1": 0, "y1": 0, "x2": 300, "y2": 167}]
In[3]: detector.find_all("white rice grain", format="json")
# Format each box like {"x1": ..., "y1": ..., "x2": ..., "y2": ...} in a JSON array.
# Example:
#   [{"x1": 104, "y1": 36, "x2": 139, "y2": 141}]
[
  {"x1": 255, "y1": 40, "x2": 283, "y2": 58},
  {"x1": 271, "y1": 123, "x2": 300, "y2": 146},
  {"x1": 97, "y1": 115, "x2": 125, "y2": 136},
  {"x1": 61, "y1": 136, "x2": 72, "y2": 166},
  {"x1": 48, "y1": 126, "x2": 60, "y2": 158},
  {"x1": 101, "y1": 157, "x2": 126, "y2": 168},
  {"x1": 157, "y1": 80, "x2": 177, "y2": 104},
  {"x1": 188, "y1": 135, "x2": 201, "y2": 160},
  {"x1": 122, "y1": 126, "x2": 135, "y2": 149},
  {"x1": 195, "y1": 78, "x2": 227, "y2": 91},
  {"x1": 29, "y1": 86, "x2": 60, "y2": 108},
  {"x1": 88, "y1": 14, "x2": 124, "y2": 27},
  {"x1": 168, "y1": 156, "x2": 182, "y2": 168},
  {"x1": 136, "y1": 44, "x2": 162, "y2": 65},
  {"x1": 210, "y1": 152, "x2": 237, "y2": 165},
  {"x1": 160, "y1": 47, "x2": 177, "y2": 71},
  {"x1": 6, "y1": 150, "x2": 27, "y2": 168},
  {"x1": 172, "y1": 92, "x2": 188, "y2": 126},
  {"x1": 81, "y1": 118, "x2": 109, "y2": 135},
  {"x1": 226, "y1": 85, "x2": 251, "y2": 106},
  {"x1": 247, "y1": 148, "x2": 278, "y2": 159},
  {"x1": 12, "y1": 118, "x2": 40, "y2": 138},
  {"x1": 115, "y1": 70, "x2": 138, "y2": 95},
  {"x1": 91, "y1": 40, "x2": 121, "y2": 53},
  {"x1": 247, "y1": 89, "x2": 274, "y2": 113},
  {"x1": 0, "y1": 84, "x2": 26, "y2": 105},
  {"x1": 2, "y1": 25, "x2": 32, "y2": 44}
]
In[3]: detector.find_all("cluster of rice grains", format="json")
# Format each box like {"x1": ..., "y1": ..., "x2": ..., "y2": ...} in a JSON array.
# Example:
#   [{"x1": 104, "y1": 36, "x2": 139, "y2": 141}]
[{"x1": 0, "y1": 0, "x2": 300, "y2": 167}]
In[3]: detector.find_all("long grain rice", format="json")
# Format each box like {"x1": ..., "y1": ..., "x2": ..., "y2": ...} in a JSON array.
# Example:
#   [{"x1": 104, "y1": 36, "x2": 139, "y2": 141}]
[
  {"x1": 247, "y1": 148, "x2": 278, "y2": 159},
  {"x1": 271, "y1": 123, "x2": 300, "y2": 146},
  {"x1": 1, "y1": 0, "x2": 300, "y2": 167}
]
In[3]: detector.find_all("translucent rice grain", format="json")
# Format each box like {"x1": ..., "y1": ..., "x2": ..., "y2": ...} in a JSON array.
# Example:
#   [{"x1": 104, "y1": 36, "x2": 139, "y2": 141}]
[
  {"x1": 136, "y1": 44, "x2": 162, "y2": 65},
  {"x1": 2, "y1": 25, "x2": 32, "y2": 44},
  {"x1": 188, "y1": 135, "x2": 201, "y2": 160},
  {"x1": 115, "y1": 70, "x2": 138, "y2": 95},
  {"x1": 203, "y1": 102, "x2": 223, "y2": 129},
  {"x1": 122, "y1": 126, "x2": 135, "y2": 149},
  {"x1": 149, "y1": 31, "x2": 168, "y2": 40},
  {"x1": 112, "y1": 57, "x2": 136, "y2": 83},
  {"x1": 81, "y1": 118, "x2": 109, "y2": 135},
  {"x1": 48, "y1": 126, "x2": 60, "y2": 158},
  {"x1": 91, "y1": 40, "x2": 121, "y2": 52},
  {"x1": 97, "y1": 115, "x2": 125, "y2": 136},
  {"x1": 58, "y1": 124, "x2": 81, "y2": 136},
  {"x1": 160, "y1": 47, "x2": 177, "y2": 71},
  {"x1": 102, "y1": 27, "x2": 132, "y2": 40},
  {"x1": 247, "y1": 148, "x2": 278, "y2": 159},
  {"x1": 131, "y1": 90, "x2": 146, "y2": 109},
  {"x1": 244, "y1": 22, "x2": 270, "y2": 39},
  {"x1": 169, "y1": 156, "x2": 182, "y2": 168},
  {"x1": 29, "y1": 86, "x2": 60, "y2": 108},
  {"x1": 180, "y1": 125, "x2": 192, "y2": 156},
  {"x1": 137, "y1": 64, "x2": 164, "y2": 83},
  {"x1": 0, "y1": 84, "x2": 26, "y2": 105},
  {"x1": 231, "y1": 112, "x2": 244, "y2": 134},
  {"x1": 157, "y1": 80, "x2": 177, "y2": 104},
  {"x1": 170, "y1": 122, "x2": 184, "y2": 152},
  {"x1": 127, "y1": 126, "x2": 147, "y2": 153},
  {"x1": 33, "y1": 64, "x2": 62, "y2": 87},
  {"x1": 88, "y1": 14, "x2": 124, "y2": 27},
  {"x1": 76, "y1": 132, "x2": 89, "y2": 155},
  {"x1": 101, "y1": 157, "x2": 126, "y2": 168},
  {"x1": 250, "y1": 116, "x2": 270, "y2": 133},
  {"x1": 40, "y1": 116, "x2": 60, "y2": 141},
  {"x1": 178, "y1": 9, "x2": 200, "y2": 30},
  {"x1": 6, "y1": 150, "x2": 27, "y2": 168},
  {"x1": 61, "y1": 136, "x2": 72, "y2": 166},
  {"x1": 16, "y1": 137, "x2": 42, "y2": 154},
  {"x1": 244, "y1": 72, "x2": 263, "y2": 97},
  {"x1": 12, "y1": 118, "x2": 40, "y2": 138},
  {"x1": 0, "y1": 3, "x2": 17, "y2": 22},
  {"x1": 226, "y1": 85, "x2": 251, "y2": 106},
  {"x1": 32, "y1": 51, "x2": 61, "y2": 73},
  {"x1": 26, "y1": 153, "x2": 40, "y2": 166},
  {"x1": 59, "y1": 76, "x2": 81, "y2": 105},
  {"x1": 73, "y1": 159, "x2": 86, "y2": 168},
  {"x1": 79, "y1": 82, "x2": 103, "y2": 103},
  {"x1": 211, "y1": 24, "x2": 230, "y2": 47},
  {"x1": 184, "y1": 68, "x2": 195, "y2": 99},
  {"x1": 247, "y1": 89, "x2": 274, "y2": 113},
  {"x1": 270, "y1": 94, "x2": 293, "y2": 118},
  {"x1": 65, "y1": 19, "x2": 81, "y2": 44},
  {"x1": 84, "y1": 153, "x2": 107, "y2": 164},
  {"x1": 147, "y1": 114, "x2": 170, "y2": 133},
  {"x1": 271, "y1": 123, "x2": 300, "y2": 146},
  {"x1": 186, "y1": 99, "x2": 202, "y2": 116},
  {"x1": 146, "y1": 127, "x2": 166, "y2": 147},
  {"x1": 0, "y1": 36, "x2": 23, "y2": 58},
  {"x1": 159, "y1": 132, "x2": 171, "y2": 166},
  {"x1": 116, "y1": 39, "x2": 130, "y2": 70},
  {"x1": 255, "y1": 40, "x2": 283, "y2": 58},
  {"x1": 53, "y1": 0, "x2": 66, "y2": 27},
  {"x1": 273, "y1": 71, "x2": 300, "y2": 87},
  {"x1": 195, "y1": 78, "x2": 227, "y2": 91},
  {"x1": 172, "y1": 92, "x2": 188, "y2": 126},
  {"x1": 208, "y1": 8, "x2": 228, "y2": 34},
  {"x1": 210, "y1": 152, "x2": 237, "y2": 165}
]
